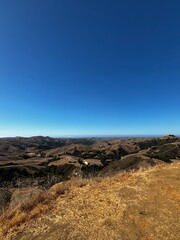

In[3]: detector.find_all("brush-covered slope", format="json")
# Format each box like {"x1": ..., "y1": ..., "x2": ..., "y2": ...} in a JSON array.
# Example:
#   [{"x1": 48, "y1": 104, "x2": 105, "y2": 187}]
[
  {"x1": 1, "y1": 162, "x2": 180, "y2": 240},
  {"x1": 1, "y1": 135, "x2": 179, "y2": 188}
]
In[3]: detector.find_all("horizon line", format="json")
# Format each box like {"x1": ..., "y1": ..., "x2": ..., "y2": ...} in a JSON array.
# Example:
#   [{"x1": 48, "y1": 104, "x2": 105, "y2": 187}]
[{"x1": 0, "y1": 134, "x2": 179, "y2": 139}]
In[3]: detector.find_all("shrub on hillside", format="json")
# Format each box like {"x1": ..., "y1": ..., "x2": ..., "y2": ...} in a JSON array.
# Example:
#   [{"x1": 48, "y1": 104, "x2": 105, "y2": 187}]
[
  {"x1": 10, "y1": 188, "x2": 46, "y2": 211},
  {"x1": 0, "y1": 188, "x2": 12, "y2": 210}
]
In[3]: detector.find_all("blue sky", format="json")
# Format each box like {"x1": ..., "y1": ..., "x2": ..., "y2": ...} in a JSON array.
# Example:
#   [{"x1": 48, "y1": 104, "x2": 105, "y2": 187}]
[{"x1": 0, "y1": 0, "x2": 180, "y2": 137}]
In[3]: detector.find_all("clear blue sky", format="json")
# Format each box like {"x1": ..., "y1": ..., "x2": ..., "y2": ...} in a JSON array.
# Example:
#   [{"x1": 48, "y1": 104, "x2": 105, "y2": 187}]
[{"x1": 0, "y1": 0, "x2": 180, "y2": 137}]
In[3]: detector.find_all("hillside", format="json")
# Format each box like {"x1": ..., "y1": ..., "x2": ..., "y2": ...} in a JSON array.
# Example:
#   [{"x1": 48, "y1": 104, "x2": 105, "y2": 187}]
[
  {"x1": 0, "y1": 162, "x2": 180, "y2": 240},
  {"x1": 0, "y1": 135, "x2": 179, "y2": 188},
  {"x1": 0, "y1": 136, "x2": 180, "y2": 239}
]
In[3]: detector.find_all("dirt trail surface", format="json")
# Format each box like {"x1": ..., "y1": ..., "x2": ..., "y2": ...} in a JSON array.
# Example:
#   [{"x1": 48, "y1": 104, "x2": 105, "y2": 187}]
[{"x1": 2, "y1": 162, "x2": 180, "y2": 240}]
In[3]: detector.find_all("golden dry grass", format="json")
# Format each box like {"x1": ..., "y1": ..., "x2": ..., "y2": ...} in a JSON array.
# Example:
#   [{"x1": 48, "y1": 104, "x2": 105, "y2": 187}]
[{"x1": 0, "y1": 162, "x2": 180, "y2": 240}]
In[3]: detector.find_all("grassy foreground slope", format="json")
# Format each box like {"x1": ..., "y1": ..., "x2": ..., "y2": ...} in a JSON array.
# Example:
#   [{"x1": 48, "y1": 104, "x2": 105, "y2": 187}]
[{"x1": 1, "y1": 162, "x2": 180, "y2": 240}]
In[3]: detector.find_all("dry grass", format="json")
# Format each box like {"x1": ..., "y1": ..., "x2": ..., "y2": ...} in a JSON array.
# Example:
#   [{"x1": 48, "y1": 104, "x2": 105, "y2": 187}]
[
  {"x1": 0, "y1": 177, "x2": 90, "y2": 238},
  {"x1": 0, "y1": 191, "x2": 50, "y2": 236},
  {"x1": 0, "y1": 163, "x2": 180, "y2": 240}
]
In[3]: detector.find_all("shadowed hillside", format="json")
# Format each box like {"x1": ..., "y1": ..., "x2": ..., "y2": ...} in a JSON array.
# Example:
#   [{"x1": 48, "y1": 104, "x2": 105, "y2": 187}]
[{"x1": 0, "y1": 135, "x2": 179, "y2": 188}]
